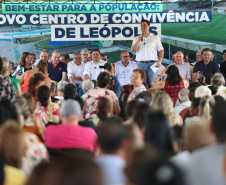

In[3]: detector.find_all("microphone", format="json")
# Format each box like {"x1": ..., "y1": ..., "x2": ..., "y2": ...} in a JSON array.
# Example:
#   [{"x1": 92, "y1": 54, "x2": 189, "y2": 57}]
[{"x1": 141, "y1": 32, "x2": 144, "y2": 42}]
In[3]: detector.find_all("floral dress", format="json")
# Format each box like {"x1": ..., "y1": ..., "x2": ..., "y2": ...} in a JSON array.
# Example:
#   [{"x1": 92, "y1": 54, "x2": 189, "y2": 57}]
[
  {"x1": 34, "y1": 102, "x2": 59, "y2": 124},
  {"x1": 0, "y1": 74, "x2": 16, "y2": 101},
  {"x1": 22, "y1": 132, "x2": 49, "y2": 177}
]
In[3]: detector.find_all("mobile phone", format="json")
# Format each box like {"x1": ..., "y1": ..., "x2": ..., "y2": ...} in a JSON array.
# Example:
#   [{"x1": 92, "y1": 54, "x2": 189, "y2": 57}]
[{"x1": 198, "y1": 71, "x2": 203, "y2": 82}]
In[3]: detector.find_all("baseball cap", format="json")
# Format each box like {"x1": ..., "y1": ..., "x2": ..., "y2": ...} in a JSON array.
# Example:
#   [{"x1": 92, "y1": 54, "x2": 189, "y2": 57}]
[{"x1": 60, "y1": 99, "x2": 81, "y2": 118}]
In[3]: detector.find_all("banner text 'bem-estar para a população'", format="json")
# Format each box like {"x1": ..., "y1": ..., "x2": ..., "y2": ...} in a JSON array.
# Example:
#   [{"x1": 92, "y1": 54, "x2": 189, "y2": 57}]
[{"x1": 1, "y1": 2, "x2": 212, "y2": 41}]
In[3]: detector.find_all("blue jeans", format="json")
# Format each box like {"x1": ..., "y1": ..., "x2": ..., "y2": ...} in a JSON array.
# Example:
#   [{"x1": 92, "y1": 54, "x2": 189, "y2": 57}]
[
  {"x1": 137, "y1": 62, "x2": 158, "y2": 87},
  {"x1": 76, "y1": 84, "x2": 84, "y2": 97}
]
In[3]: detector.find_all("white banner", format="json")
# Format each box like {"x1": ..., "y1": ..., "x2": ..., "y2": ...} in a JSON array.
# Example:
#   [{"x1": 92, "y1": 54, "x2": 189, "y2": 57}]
[{"x1": 51, "y1": 24, "x2": 161, "y2": 41}]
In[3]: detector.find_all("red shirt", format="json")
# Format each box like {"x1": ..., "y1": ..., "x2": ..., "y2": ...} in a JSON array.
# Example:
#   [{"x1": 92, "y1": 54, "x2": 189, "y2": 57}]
[{"x1": 163, "y1": 80, "x2": 185, "y2": 106}]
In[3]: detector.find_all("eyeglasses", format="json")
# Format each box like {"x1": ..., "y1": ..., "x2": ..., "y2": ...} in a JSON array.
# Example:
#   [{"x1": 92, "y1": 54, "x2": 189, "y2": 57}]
[
  {"x1": 74, "y1": 58, "x2": 81, "y2": 60},
  {"x1": 122, "y1": 56, "x2": 130, "y2": 58},
  {"x1": 82, "y1": 54, "x2": 88, "y2": 56},
  {"x1": 130, "y1": 75, "x2": 140, "y2": 79}
]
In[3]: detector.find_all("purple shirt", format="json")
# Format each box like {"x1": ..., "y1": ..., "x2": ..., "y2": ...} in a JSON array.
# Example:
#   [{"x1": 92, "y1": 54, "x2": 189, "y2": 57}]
[{"x1": 169, "y1": 62, "x2": 191, "y2": 80}]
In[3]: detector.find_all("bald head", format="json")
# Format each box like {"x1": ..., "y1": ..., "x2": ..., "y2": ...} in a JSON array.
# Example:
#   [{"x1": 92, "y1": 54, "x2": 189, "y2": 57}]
[{"x1": 175, "y1": 51, "x2": 184, "y2": 65}]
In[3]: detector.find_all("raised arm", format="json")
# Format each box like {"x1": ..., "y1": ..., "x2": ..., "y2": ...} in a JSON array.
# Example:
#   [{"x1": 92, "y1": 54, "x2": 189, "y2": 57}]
[
  {"x1": 152, "y1": 68, "x2": 166, "y2": 89},
  {"x1": 131, "y1": 35, "x2": 143, "y2": 53}
]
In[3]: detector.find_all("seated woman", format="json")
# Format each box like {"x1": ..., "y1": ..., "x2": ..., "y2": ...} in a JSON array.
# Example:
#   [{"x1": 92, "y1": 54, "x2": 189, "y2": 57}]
[
  {"x1": 20, "y1": 60, "x2": 51, "y2": 93},
  {"x1": 1, "y1": 56, "x2": 22, "y2": 96},
  {"x1": 127, "y1": 69, "x2": 147, "y2": 102},
  {"x1": 83, "y1": 72, "x2": 120, "y2": 119},
  {"x1": 0, "y1": 120, "x2": 26, "y2": 185},
  {"x1": 28, "y1": 73, "x2": 45, "y2": 101},
  {"x1": 1, "y1": 100, "x2": 48, "y2": 178},
  {"x1": 13, "y1": 52, "x2": 32, "y2": 79},
  {"x1": 89, "y1": 97, "x2": 112, "y2": 127},
  {"x1": 54, "y1": 81, "x2": 69, "y2": 105},
  {"x1": 35, "y1": 85, "x2": 60, "y2": 124},
  {"x1": 0, "y1": 57, "x2": 16, "y2": 101},
  {"x1": 151, "y1": 91, "x2": 183, "y2": 126},
  {"x1": 144, "y1": 110, "x2": 177, "y2": 153},
  {"x1": 152, "y1": 65, "x2": 188, "y2": 106},
  {"x1": 22, "y1": 94, "x2": 46, "y2": 141},
  {"x1": 210, "y1": 74, "x2": 225, "y2": 95}
]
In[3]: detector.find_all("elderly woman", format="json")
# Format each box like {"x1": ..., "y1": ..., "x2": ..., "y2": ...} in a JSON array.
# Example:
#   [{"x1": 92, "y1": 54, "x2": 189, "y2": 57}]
[
  {"x1": 152, "y1": 65, "x2": 188, "y2": 106},
  {"x1": 81, "y1": 80, "x2": 94, "y2": 98},
  {"x1": 127, "y1": 69, "x2": 147, "y2": 102},
  {"x1": 83, "y1": 72, "x2": 120, "y2": 119},
  {"x1": 210, "y1": 74, "x2": 225, "y2": 94},
  {"x1": 1, "y1": 57, "x2": 22, "y2": 96},
  {"x1": 0, "y1": 57, "x2": 16, "y2": 101},
  {"x1": 54, "y1": 81, "x2": 69, "y2": 104},
  {"x1": 13, "y1": 52, "x2": 32, "y2": 78}
]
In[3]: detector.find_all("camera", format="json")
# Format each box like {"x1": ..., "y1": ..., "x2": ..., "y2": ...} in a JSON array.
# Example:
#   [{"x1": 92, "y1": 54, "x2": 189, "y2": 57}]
[{"x1": 99, "y1": 63, "x2": 112, "y2": 71}]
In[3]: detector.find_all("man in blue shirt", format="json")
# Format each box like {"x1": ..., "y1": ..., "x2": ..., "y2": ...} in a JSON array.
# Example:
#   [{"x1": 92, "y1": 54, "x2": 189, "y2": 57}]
[
  {"x1": 48, "y1": 51, "x2": 67, "y2": 84},
  {"x1": 193, "y1": 48, "x2": 220, "y2": 80}
]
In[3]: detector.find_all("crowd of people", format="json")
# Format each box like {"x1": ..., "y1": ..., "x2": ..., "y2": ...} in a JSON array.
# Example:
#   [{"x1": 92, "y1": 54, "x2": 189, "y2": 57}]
[{"x1": 1, "y1": 19, "x2": 226, "y2": 185}]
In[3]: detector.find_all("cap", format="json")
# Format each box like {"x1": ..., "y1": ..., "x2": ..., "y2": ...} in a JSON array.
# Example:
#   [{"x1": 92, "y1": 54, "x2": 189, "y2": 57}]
[{"x1": 60, "y1": 99, "x2": 81, "y2": 118}]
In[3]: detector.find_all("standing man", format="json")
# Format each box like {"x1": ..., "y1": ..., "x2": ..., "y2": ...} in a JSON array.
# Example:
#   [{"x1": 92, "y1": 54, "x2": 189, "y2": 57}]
[
  {"x1": 193, "y1": 48, "x2": 220, "y2": 78},
  {"x1": 131, "y1": 19, "x2": 164, "y2": 87},
  {"x1": 83, "y1": 49, "x2": 107, "y2": 81},
  {"x1": 169, "y1": 51, "x2": 191, "y2": 82},
  {"x1": 68, "y1": 51, "x2": 85, "y2": 96},
  {"x1": 81, "y1": 48, "x2": 89, "y2": 63},
  {"x1": 115, "y1": 50, "x2": 137, "y2": 86},
  {"x1": 48, "y1": 51, "x2": 67, "y2": 84}
]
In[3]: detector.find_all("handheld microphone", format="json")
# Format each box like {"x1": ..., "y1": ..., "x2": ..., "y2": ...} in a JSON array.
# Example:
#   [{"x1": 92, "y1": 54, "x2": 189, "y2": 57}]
[{"x1": 141, "y1": 32, "x2": 144, "y2": 42}]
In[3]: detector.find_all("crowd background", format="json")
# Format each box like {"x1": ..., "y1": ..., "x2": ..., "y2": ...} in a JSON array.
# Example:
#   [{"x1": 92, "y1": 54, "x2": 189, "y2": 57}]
[{"x1": 1, "y1": 30, "x2": 226, "y2": 185}]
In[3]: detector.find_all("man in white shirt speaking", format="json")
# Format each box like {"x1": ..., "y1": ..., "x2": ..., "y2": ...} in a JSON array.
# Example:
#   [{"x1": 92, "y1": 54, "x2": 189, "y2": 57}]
[{"x1": 131, "y1": 19, "x2": 164, "y2": 87}]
